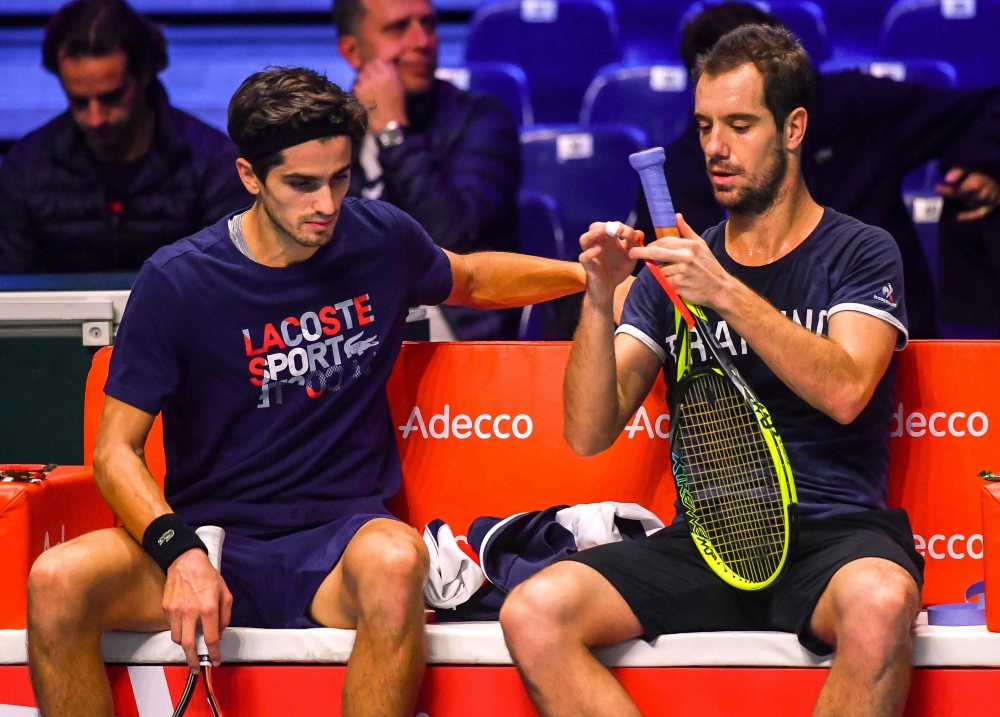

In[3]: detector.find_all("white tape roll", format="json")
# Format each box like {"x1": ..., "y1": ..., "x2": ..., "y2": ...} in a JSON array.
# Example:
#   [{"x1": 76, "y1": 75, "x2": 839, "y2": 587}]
[
  {"x1": 194, "y1": 526, "x2": 225, "y2": 661},
  {"x1": 605, "y1": 221, "x2": 622, "y2": 238},
  {"x1": 196, "y1": 526, "x2": 225, "y2": 572}
]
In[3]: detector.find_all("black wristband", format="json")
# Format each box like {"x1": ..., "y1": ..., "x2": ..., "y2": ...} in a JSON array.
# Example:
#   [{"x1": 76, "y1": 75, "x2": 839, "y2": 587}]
[{"x1": 142, "y1": 514, "x2": 208, "y2": 574}]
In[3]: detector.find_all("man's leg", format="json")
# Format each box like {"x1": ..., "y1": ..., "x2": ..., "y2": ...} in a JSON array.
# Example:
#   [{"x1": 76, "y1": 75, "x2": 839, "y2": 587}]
[
  {"x1": 27, "y1": 528, "x2": 170, "y2": 717},
  {"x1": 499, "y1": 561, "x2": 645, "y2": 717},
  {"x1": 308, "y1": 518, "x2": 430, "y2": 717},
  {"x1": 810, "y1": 558, "x2": 921, "y2": 717}
]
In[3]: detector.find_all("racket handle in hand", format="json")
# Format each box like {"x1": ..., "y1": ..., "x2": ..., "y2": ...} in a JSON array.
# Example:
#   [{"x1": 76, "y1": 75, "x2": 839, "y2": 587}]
[
  {"x1": 628, "y1": 147, "x2": 696, "y2": 329},
  {"x1": 194, "y1": 526, "x2": 225, "y2": 662}
]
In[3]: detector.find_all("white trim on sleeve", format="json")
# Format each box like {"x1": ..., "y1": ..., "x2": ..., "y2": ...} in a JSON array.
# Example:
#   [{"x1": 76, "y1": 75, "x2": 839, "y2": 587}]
[
  {"x1": 827, "y1": 303, "x2": 909, "y2": 350},
  {"x1": 615, "y1": 324, "x2": 668, "y2": 364}
]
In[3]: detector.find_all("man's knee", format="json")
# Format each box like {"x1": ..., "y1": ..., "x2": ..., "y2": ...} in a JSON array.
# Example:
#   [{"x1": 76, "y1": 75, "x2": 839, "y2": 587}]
[
  {"x1": 832, "y1": 561, "x2": 920, "y2": 656},
  {"x1": 350, "y1": 522, "x2": 429, "y2": 598},
  {"x1": 501, "y1": 565, "x2": 587, "y2": 662},
  {"x1": 28, "y1": 542, "x2": 95, "y2": 632}
]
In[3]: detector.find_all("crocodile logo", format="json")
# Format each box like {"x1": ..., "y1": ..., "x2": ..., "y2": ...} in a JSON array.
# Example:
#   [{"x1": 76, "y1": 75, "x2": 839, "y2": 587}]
[{"x1": 345, "y1": 332, "x2": 379, "y2": 359}]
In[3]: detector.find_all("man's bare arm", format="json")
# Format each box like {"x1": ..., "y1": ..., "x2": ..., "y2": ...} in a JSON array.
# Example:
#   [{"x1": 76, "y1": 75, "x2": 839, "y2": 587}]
[
  {"x1": 92, "y1": 395, "x2": 231, "y2": 669},
  {"x1": 564, "y1": 222, "x2": 662, "y2": 456},
  {"x1": 631, "y1": 215, "x2": 898, "y2": 425},
  {"x1": 714, "y1": 285, "x2": 897, "y2": 424},
  {"x1": 92, "y1": 396, "x2": 170, "y2": 538},
  {"x1": 444, "y1": 250, "x2": 586, "y2": 309},
  {"x1": 565, "y1": 310, "x2": 663, "y2": 456}
]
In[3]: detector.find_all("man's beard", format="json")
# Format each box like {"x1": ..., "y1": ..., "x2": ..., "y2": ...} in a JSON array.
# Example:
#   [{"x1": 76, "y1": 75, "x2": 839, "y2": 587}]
[
  {"x1": 261, "y1": 195, "x2": 334, "y2": 248},
  {"x1": 710, "y1": 144, "x2": 788, "y2": 217}
]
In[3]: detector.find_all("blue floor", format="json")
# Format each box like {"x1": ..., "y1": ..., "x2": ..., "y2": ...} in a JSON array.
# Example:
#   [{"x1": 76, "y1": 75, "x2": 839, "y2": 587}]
[{"x1": 0, "y1": 24, "x2": 468, "y2": 139}]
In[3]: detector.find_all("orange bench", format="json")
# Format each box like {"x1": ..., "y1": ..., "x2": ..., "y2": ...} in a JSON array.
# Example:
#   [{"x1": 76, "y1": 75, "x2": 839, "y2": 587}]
[{"x1": 2, "y1": 340, "x2": 999, "y2": 716}]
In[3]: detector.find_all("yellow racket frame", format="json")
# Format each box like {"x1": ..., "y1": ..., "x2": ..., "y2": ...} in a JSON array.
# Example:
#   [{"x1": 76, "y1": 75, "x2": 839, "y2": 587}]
[{"x1": 672, "y1": 302, "x2": 798, "y2": 591}]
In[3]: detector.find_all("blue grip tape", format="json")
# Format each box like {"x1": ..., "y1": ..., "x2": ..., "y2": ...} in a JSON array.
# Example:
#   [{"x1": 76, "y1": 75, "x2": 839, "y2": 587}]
[{"x1": 629, "y1": 147, "x2": 676, "y2": 228}]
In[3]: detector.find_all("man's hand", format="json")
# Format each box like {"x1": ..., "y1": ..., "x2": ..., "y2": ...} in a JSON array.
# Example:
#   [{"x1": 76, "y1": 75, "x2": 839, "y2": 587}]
[
  {"x1": 936, "y1": 168, "x2": 1000, "y2": 221},
  {"x1": 163, "y1": 548, "x2": 233, "y2": 672},
  {"x1": 627, "y1": 214, "x2": 733, "y2": 309},
  {"x1": 352, "y1": 59, "x2": 408, "y2": 134},
  {"x1": 579, "y1": 222, "x2": 644, "y2": 308}
]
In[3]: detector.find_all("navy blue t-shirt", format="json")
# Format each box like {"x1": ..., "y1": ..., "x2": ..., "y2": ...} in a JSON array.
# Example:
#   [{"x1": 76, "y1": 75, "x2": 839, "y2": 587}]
[
  {"x1": 618, "y1": 208, "x2": 907, "y2": 520},
  {"x1": 105, "y1": 198, "x2": 453, "y2": 535}
]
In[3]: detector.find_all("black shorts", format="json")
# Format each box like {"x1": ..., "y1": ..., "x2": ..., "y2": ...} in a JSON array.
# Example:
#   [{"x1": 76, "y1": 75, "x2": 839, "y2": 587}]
[{"x1": 566, "y1": 508, "x2": 924, "y2": 655}]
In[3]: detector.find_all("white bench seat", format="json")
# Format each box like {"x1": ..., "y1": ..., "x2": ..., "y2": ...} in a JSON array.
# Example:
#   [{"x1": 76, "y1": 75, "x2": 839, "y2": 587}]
[{"x1": 2, "y1": 613, "x2": 997, "y2": 668}]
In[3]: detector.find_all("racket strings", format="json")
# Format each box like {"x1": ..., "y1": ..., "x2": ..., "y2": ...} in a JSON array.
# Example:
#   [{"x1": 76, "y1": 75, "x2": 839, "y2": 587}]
[{"x1": 674, "y1": 372, "x2": 785, "y2": 584}]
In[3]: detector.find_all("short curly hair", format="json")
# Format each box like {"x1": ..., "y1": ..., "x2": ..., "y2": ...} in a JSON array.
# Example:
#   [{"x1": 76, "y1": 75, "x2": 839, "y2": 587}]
[
  {"x1": 227, "y1": 66, "x2": 368, "y2": 181},
  {"x1": 694, "y1": 24, "x2": 815, "y2": 132},
  {"x1": 43, "y1": 0, "x2": 168, "y2": 78}
]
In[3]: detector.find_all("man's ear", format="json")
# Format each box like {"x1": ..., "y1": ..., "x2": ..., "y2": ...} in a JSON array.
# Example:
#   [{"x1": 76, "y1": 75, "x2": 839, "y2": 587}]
[
  {"x1": 235, "y1": 158, "x2": 262, "y2": 195},
  {"x1": 338, "y1": 33, "x2": 363, "y2": 70},
  {"x1": 785, "y1": 107, "x2": 808, "y2": 151}
]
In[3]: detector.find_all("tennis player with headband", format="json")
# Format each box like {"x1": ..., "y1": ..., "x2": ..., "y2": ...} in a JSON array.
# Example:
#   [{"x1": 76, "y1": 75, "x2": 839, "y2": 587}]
[
  {"x1": 502, "y1": 25, "x2": 924, "y2": 717},
  {"x1": 26, "y1": 66, "x2": 587, "y2": 717}
]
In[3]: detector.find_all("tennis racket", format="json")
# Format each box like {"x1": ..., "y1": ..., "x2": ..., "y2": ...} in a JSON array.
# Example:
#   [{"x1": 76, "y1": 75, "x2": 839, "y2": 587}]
[
  {"x1": 628, "y1": 147, "x2": 798, "y2": 590},
  {"x1": 173, "y1": 526, "x2": 226, "y2": 717}
]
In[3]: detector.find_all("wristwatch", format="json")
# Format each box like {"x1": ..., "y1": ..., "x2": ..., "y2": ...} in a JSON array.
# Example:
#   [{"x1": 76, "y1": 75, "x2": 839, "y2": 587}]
[{"x1": 376, "y1": 121, "x2": 405, "y2": 149}]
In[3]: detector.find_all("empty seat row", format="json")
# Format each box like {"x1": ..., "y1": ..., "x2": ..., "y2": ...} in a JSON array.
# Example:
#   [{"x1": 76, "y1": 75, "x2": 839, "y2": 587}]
[{"x1": 462, "y1": 0, "x2": 997, "y2": 126}]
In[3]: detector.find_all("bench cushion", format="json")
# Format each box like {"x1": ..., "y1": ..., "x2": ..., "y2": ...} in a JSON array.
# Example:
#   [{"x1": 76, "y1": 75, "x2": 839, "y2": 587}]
[{"x1": 1, "y1": 614, "x2": 997, "y2": 668}]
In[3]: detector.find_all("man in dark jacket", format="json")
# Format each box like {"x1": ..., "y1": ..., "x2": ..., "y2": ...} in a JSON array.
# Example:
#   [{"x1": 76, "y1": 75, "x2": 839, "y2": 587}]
[
  {"x1": 336, "y1": 0, "x2": 522, "y2": 340},
  {"x1": 0, "y1": 0, "x2": 249, "y2": 274},
  {"x1": 634, "y1": 3, "x2": 1000, "y2": 338}
]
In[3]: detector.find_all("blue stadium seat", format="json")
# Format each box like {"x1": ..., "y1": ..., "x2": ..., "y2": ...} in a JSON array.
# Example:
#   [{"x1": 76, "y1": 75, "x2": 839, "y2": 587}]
[
  {"x1": 903, "y1": 190, "x2": 943, "y2": 292},
  {"x1": 880, "y1": 0, "x2": 1000, "y2": 88},
  {"x1": 436, "y1": 62, "x2": 535, "y2": 125},
  {"x1": 677, "y1": 1, "x2": 832, "y2": 64},
  {"x1": 518, "y1": 190, "x2": 567, "y2": 259},
  {"x1": 465, "y1": 0, "x2": 623, "y2": 124},
  {"x1": 580, "y1": 63, "x2": 692, "y2": 149},
  {"x1": 520, "y1": 123, "x2": 648, "y2": 249},
  {"x1": 848, "y1": 58, "x2": 959, "y2": 89},
  {"x1": 612, "y1": 0, "x2": 685, "y2": 64},
  {"x1": 517, "y1": 191, "x2": 566, "y2": 339}
]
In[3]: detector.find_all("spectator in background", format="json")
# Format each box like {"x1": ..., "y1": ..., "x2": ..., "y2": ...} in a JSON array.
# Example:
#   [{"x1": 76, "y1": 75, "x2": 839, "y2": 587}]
[
  {"x1": 633, "y1": 2, "x2": 1000, "y2": 338},
  {"x1": 0, "y1": 0, "x2": 249, "y2": 274},
  {"x1": 335, "y1": 0, "x2": 522, "y2": 340}
]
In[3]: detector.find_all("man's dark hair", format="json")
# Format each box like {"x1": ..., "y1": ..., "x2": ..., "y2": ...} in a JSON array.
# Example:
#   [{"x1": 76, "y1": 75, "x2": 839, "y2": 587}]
[
  {"x1": 694, "y1": 24, "x2": 815, "y2": 132},
  {"x1": 42, "y1": 0, "x2": 168, "y2": 78},
  {"x1": 227, "y1": 66, "x2": 368, "y2": 182},
  {"x1": 680, "y1": 2, "x2": 784, "y2": 73},
  {"x1": 332, "y1": 0, "x2": 366, "y2": 36}
]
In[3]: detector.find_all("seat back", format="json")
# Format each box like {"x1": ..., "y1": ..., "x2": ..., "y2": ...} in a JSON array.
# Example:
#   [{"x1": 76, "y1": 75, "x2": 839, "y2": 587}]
[
  {"x1": 580, "y1": 63, "x2": 692, "y2": 149},
  {"x1": 465, "y1": 0, "x2": 623, "y2": 123},
  {"x1": 517, "y1": 190, "x2": 566, "y2": 260},
  {"x1": 520, "y1": 123, "x2": 647, "y2": 244},
  {"x1": 84, "y1": 341, "x2": 1000, "y2": 605},
  {"x1": 880, "y1": 0, "x2": 1000, "y2": 88},
  {"x1": 84, "y1": 343, "x2": 675, "y2": 531},
  {"x1": 436, "y1": 62, "x2": 535, "y2": 126}
]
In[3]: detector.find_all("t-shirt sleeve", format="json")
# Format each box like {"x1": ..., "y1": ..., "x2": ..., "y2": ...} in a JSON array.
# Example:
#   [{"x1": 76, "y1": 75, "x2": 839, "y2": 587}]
[
  {"x1": 615, "y1": 267, "x2": 674, "y2": 364},
  {"x1": 104, "y1": 264, "x2": 184, "y2": 415},
  {"x1": 827, "y1": 227, "x2": 909, "y2": 350},
  {"x1": 400, "y1": 210, "x2": 454, "y2": 307}
]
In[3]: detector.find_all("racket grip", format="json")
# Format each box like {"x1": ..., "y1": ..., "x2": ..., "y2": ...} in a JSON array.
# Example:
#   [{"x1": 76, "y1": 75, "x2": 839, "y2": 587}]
[
  {"x1": 629, "y1": 148, "x2": 695, "y2": 329},
  {"x1": 195, "y1": 526, "x2": 225, "y2": 662}
]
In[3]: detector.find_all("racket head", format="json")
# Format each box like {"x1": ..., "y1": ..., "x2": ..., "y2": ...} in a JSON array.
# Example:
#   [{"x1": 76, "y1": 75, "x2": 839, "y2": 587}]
[{"x1": 669, "y1": 366, "x2": 797, "y2": 590}]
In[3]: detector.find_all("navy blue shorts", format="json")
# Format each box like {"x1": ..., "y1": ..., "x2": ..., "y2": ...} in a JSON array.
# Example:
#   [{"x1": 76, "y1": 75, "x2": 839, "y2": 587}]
[{"x1": 219, "y1": 512, "x2": 396, "y2": 629}]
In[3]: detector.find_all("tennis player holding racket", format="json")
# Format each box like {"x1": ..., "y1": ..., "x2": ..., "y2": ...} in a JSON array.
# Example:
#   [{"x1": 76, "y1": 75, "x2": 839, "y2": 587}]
[{"x1": 502, "y1": 25, "x2": 924, "y2": 717}]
